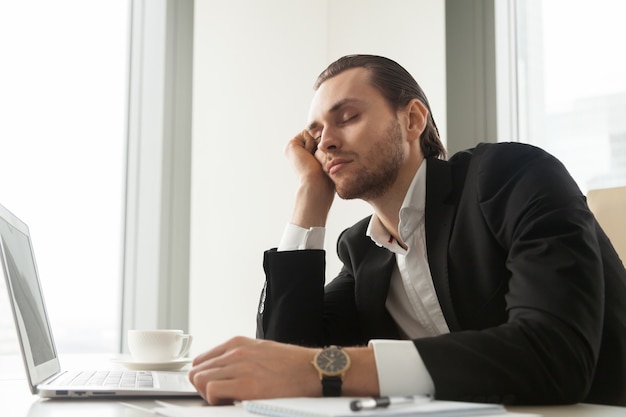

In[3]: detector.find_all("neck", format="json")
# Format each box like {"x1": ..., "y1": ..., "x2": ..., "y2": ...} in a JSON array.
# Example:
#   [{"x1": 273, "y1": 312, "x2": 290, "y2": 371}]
[{"x1": 366, "y1": 156, "x2": 424, "y2": 247}]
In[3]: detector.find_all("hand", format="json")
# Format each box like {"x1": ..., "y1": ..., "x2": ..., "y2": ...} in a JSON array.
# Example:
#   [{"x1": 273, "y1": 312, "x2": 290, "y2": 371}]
[
  {"x1": 188, "y1": 336, "x2": 380, "y2": 405},
  {"x1": 284, "y1": 130, "x2": 335, "y2": 228},
  {"x1": 188, "y1": 336, "x2": 319, "y2": 405}
]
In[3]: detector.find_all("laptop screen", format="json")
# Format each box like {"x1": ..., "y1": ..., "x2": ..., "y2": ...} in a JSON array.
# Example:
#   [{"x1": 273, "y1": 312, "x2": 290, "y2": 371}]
[{"x1": 0, "y1": 204, "x2": 57, "y2": 371}]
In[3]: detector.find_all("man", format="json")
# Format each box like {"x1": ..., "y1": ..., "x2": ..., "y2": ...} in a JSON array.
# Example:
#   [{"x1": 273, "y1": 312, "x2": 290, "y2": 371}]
[{"x1": 189, "y1": 55, "x2": 626, "y2": 406}]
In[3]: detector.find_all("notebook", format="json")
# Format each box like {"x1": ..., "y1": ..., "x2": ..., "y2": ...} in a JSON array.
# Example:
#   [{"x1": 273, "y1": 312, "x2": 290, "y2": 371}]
[
  {"x1": 0, "y1": 202, "x2": 198, "y2": 398},
  {"x1": 241, "y1": 397, "x2": 508, "y2": 417}
]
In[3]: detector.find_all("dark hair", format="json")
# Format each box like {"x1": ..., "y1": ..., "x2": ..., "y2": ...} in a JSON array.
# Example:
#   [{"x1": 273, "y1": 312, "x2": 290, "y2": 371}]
[{"x1": 314, "y1": 55, "x2": 446, "y2": 159}]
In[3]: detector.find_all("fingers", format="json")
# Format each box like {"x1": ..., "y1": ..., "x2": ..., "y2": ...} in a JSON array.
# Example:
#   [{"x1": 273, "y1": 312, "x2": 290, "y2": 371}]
[
  {"x1": 285, "y1": 129, "x2": 321, "y2": 158},
  {"x1": 188, "y1": 339, "x2": 266, "y2": 405},
  {"x1": 191, "y1": 344, "x2": 225, "y2": 367},
  {"x1": 285, "y1": 130, "x2": 330, "y2": 178},
  {"x1": 189, "y1": 336, "x2": 258, "y2": 402},
  {"x1": 193, "y1": 335, "x2": 258, "y2": 363},
  {"x1": 193, "y1": 372, "x2": 275, "y2": 405},
  {"x1": 188, "y1": 337, "x2": 320, "y2": 404},
  {"x1": 300, "y1": 129, "x2": 318, "y2": 154},
  {"x1": 189, "y1": 362, "x2": 239, "y2": 405}
]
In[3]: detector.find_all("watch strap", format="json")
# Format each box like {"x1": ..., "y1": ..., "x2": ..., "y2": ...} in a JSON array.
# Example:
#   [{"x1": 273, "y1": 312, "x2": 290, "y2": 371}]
[{"x1": 321, "y1": 375, "x2": 342, "y2": 397}]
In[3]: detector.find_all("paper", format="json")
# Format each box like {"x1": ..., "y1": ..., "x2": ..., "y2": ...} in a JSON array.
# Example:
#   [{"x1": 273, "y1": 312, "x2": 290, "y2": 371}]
[
  {"x1": 153, "y1": 401, "x2": 247, "y2": 416},
  {"x1": 241, "y1": 397, "x2": 507, "y2": 417},
  {"x1": 152, "y1": 399, "x2": 542, "y2": 417}
]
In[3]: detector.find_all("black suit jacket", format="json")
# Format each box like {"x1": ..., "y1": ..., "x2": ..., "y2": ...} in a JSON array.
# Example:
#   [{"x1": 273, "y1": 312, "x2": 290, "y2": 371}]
[{"x1": 257, "y1": 142, "x2": 626, "y2": 406}]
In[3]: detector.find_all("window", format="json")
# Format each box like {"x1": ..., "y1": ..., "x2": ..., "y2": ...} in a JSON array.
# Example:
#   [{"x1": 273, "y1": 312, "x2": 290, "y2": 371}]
[
  {"x1": 514, "y1": 0, "x2": 626, "y2": 193},
  {"x1": 0, "y1": 1, "x2": 129, "y2": 354}
]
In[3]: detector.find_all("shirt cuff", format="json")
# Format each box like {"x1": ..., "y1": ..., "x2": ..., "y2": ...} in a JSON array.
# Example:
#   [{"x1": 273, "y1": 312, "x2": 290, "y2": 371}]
[
  {"x1": 369, "y1": 339, "x2": 435, "y2": 397},
  {"x1": 278, "y1": 223, "x2": 326, "y2": 251}
]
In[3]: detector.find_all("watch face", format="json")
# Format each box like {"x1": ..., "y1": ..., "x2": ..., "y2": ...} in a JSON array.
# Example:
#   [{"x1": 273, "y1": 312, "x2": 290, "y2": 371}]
[{"x1": 314, "y1": 346, "x2": 350, "y2": 375}]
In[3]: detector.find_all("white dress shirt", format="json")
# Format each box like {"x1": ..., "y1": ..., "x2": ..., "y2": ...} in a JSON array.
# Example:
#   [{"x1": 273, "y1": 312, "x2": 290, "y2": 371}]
[{"x1": 278, "y1": 160, "x2": 444, "y2": 397}]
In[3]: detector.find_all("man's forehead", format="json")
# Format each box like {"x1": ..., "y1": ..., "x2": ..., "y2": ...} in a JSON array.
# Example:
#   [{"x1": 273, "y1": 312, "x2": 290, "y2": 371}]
[
  {"x1": 307, "y1": 68, "x2": 378, "y2": 124},
  {"x1": 315, "y1": 67, "x2": 372, "y2": 100}
]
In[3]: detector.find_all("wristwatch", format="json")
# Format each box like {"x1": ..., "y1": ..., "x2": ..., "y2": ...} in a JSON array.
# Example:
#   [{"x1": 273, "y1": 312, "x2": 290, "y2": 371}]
[{"x1": 311, "y1": 345, "x2": 351, "y2": 397}]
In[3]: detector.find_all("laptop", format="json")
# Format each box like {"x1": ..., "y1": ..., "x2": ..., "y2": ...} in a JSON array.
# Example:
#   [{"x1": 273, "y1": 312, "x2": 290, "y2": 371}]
[{"x1": 0, "y1": 202, "x2": 198, "y2": 398}]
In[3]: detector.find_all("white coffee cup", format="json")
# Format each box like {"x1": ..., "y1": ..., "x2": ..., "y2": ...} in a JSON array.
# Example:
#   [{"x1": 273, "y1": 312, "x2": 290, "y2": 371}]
[{"x1": 127, "y1": 329, "x2": 193, "y2": 363}]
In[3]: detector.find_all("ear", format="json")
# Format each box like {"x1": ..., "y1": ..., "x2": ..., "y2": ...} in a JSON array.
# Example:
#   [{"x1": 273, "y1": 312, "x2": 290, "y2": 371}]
[{"x1": 403, "y1": 99, "x2": 428, "y2": 143}]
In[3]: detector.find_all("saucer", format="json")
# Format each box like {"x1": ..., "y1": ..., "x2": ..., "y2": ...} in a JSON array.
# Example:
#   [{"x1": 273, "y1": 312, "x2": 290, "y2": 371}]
[{"x1": 112, "y1": 357, "x2": 192, "y2": 371}]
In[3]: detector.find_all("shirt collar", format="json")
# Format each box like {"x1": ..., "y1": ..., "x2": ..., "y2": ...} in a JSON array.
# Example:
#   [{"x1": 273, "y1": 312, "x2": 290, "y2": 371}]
[{"x1": 366, "y1": 160, "x2": 427, "y2": 253}]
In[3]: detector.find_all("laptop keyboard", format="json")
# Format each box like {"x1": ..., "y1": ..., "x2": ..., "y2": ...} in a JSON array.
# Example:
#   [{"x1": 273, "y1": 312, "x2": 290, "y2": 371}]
[{"x1": 55, "y1": 370, "x2": 154, "y2": 388}]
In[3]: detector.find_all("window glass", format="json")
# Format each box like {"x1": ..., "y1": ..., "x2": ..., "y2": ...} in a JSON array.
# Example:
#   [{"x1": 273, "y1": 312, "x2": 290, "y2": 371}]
[
  {"x1": 0, "y1": 1, "x2": 128, "y2": 354},
  {"x1": 516, "y1": 0, "x2": 626, "y2": 193}
]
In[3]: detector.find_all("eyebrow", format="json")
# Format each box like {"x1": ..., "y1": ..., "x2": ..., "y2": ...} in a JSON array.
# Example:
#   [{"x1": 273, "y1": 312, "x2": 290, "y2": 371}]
[{"x1": 307, "y1": 98, "x2": 365, "y2": 131}]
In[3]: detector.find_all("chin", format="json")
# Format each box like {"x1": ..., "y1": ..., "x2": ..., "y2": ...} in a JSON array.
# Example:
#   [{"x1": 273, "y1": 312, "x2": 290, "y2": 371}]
[{"x1": 335, "y1": 188, "x2": 364, "y2": 201}]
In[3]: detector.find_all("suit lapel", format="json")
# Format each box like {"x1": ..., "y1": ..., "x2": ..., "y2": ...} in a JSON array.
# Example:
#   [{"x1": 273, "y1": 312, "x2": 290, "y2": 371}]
[
  {"x1": 424, "y1": 157, "x2": 463, "y2": 331},
  {"x1": 354, "y1": 244, "x2": 401, "y2": 339}
]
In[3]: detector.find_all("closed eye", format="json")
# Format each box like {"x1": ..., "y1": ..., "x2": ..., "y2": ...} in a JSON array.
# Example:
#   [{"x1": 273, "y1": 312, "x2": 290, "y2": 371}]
[
  {"x1": 340, "y1": 114, "x2": 358, "y2": 125},
  {"x1": 305, "y1": 127, "x2": 322, "y2": 143}
]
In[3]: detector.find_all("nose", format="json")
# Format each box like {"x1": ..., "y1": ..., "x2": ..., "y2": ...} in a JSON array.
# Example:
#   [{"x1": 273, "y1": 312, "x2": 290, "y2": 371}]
[{"x1": 317, "y1": 127, "x2": 340, "y2": 153}]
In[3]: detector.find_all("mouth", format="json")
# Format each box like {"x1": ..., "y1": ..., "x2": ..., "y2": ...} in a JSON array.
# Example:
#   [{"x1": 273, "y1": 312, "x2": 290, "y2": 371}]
[{"x1": 327, "y1": 158, "x2": 351, "y2": 175}]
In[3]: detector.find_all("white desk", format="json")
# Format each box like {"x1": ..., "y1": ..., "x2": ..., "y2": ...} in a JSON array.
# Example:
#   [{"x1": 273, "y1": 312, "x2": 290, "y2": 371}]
[{"x1": 1, "y1": 355, "x2": 624, "y2": 417}]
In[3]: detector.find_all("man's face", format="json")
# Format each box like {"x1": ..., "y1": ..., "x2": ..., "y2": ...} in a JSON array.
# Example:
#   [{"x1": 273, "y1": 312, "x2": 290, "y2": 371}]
[{"x1": 306, "y1": 68, "x2": 408, "y2": 201}]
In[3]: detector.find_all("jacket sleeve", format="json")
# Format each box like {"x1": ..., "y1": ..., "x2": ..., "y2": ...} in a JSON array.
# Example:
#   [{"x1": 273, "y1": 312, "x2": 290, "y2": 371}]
[{"x1": 256, "y1": 248, "x2": 364, "y2": 347}]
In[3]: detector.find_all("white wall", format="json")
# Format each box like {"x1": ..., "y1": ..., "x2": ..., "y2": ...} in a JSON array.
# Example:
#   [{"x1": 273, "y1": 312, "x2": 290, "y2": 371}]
[{"x1": 189, "y1": 0, "x2": 446, "y2": 355}]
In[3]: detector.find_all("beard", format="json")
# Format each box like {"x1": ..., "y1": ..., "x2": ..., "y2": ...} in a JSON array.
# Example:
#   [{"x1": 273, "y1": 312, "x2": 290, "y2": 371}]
[{"x1": 334, "y1": 118, "x2": 405, "y2": 201}]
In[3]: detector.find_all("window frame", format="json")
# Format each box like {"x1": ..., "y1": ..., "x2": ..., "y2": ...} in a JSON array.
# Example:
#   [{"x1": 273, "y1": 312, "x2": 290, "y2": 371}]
[
  {"x1": 120, "y1": 0, "x2": 193, "y2": 352},
  {"x1": 445, "y1": 0, "x2": 519, "y2": 152}
]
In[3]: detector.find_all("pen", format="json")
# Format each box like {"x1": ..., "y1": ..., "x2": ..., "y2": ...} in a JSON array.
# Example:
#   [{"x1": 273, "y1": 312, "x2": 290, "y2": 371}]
[{"x1": 350, "y1": 394, "x2": 432, "y2": 411}]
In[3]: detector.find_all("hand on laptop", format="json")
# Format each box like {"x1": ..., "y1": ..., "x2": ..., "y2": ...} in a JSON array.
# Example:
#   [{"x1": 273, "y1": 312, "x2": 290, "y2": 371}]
[
  {"x1": 188, "y1": 336, "x2": 318, "y2": 404},
  {"x1": 188, "y1": 336, "x2": 379, "y2": 405}
]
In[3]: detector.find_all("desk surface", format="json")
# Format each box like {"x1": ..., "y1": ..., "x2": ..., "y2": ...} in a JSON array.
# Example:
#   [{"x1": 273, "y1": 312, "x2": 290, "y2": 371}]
[{"x1": 1, "y1": 354, "x2": 624, "y2": 417}]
